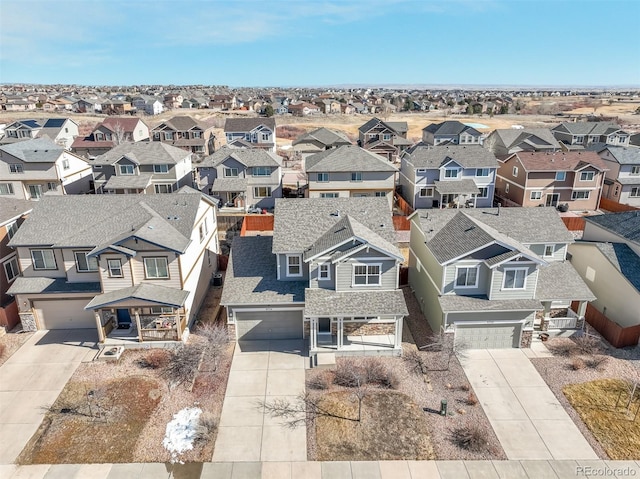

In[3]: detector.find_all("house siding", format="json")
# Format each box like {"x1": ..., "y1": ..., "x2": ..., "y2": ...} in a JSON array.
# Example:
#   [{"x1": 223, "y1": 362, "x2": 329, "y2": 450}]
[
  {"x1": 335, "y1": 257, "x2": 397, "y2": 292},
  {"x1": 408, "y1": 248, "x2": 444, "y2": 331},
  {"x1": 17, "y1": 247, "x2": 66, "y2": 278},
  {"x1": 63, "y1": 249, "x2": 101, "y2": 283},
  {"x1": 99, "y1": 254, "x2": 134, "y2": 293},
  {"x1": 442, "y1": 262, "x2": 490, "y2": 296},
  {"x1": 308, "y1": 260, "x2": 337, "y2": 290},
  {"x1": 527, "y1": 243, "x2": 567, "y2": 262},
  {"x1": 489, "y1": 264, "x2": 538, "y2": 300}
]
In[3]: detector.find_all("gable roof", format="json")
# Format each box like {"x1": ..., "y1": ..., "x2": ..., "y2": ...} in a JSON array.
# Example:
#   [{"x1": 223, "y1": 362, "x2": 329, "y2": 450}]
[
  {"x1": 0, "y1": 198, "x2": 33, "y2": 225},
  {"x1": 600, "y1": 146, "x2": 640, "y2": 165},
  {"x1": 91, "y1": 141, "x2": 190, "y2": 165},
  {"x1": 402, "y1": 145, "x2": 499, "y2": 169},
  {"x1": 492, "y1": 128, "x2": 560, "y2": 150},
  {"x1": 358, "y1": 117, "x2": 407, "y2": 135},
  {"x1": 553, "y1": 121, "x2": 626, "y2": 136},
  {"x1": 100, "y1": 117, "x2": 147, "y2": 133},
  {"x1": 200, "y1": 145, "x2": 280, "y2": 168},
  {"x1": 0, "y1": 137, "x2": 64, "y2": 163},
  {"x1": 422, "y1": 120, "x2": 480, "y2": 136},
  {"x1": 154, "y1": 116, "x2": 206, "y2": 132},
  {"x1": 292, "y1": 127, "x2": 351, "y2": 147},
  {"x1": 85, "y1": 283, "x2": 189, "y2": 310},
  {"x1": 305, "y1": 145, "x2": 398, "y2": 173},
  {"x1": 510, "y1": 150, "x2": 609, "y2": 172},
  {"x1": 224, "y1": 117, "x2": 275, "y2": 133},
  {"x1": 585, "y1": 211, "x2": 640, "y2": 245},
  {"x1": 595, "y1": 242, "x2": 640, "y2": 291}
]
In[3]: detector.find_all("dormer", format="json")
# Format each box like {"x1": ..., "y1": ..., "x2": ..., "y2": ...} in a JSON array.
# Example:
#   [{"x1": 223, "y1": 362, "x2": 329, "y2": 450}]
[
  {"x1": 440, "y1": 159, "x2": 463, "y2": 180},
  {"x1": 115, "y1": 156, "x2": 139, "y2": 176}
]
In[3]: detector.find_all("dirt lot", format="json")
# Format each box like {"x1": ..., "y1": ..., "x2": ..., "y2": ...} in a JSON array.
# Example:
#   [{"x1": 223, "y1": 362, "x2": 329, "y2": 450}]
[{"x1": 0, "y1": 329, "x2": 33, "y2": 368}]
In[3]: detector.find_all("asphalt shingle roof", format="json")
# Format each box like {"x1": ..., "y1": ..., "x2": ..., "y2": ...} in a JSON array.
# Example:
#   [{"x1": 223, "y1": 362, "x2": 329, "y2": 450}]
[
  {"x1": 512, "y1": 151, "x2": 609, "y2": 172},
  {"x1": 292, "y1": 127, "x2": 351, "y2": 147},
  {"x1": 492, "y1": 128, "x2": 560, "y2": 150},
  {"x1": 92, "y1": 141, "x2": 189, "y2": 166},
  {"x1": 305, "y1": 145, "x2": 398, "y2": 173},
  {"x1": 7, "y1": 277, "x2": 101, "y2": 296},
  {"x1": 601, "y1": 146, "x2": 640, "y2": 165},
  {"x1": 200, "y1": 146, "x2": 280, "y2": 168},
  {"x1": 0, "y1": 137, "x2": 63, "y2": 163},
  {"x1": 433, "y1": 179, "x2": 480, "y2": 195},
  {"x1": 103, "y1": 173, "x2": 153, "y2": 189},
  {"x1": 85, "y1": 283, "x2": 189, "y2": 309},
  {"x1": 154, "y1": 116, "x2": 206, "y2": 132},
  {"x1": 535, "y1": 261, "x2": 595, "y2": 301},
  {"x1": 304, "y1": 288, "x2": 408, "y2": 317},
  {"x1": 422, "y1": 120, "x2": 479, "y2": 136},
  {"x1": 0, "y1": 198, "x2": 33, "y2": 225},
  {"x1": 438, "y1": 295, "x2": 542, "y2": 313},
  {"x1": 585, "y1": 211, "x2": 640, "y2": 245},
  {"x1": 595, "y1": 242, "x2": 640, "y2": 292},
  {"x1": 224, "y1": 117, "x2": 275, "y2": 133},
  {"x1": 211, "y1": 177, "x2": 248, "y2": 192},
  {"x1": 402, "y1": 145, "x2": 499, "y2": 169}
]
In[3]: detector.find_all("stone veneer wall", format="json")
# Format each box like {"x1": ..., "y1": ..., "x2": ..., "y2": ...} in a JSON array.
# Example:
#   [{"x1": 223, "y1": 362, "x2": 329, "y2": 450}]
[
  {"x1": 227, "y1": 323, "x2": 236, "y2": 340},
  {"x1": 19, "y1": 312, "x2": 37, "y2": 332},
  {"x1": 303, "y1": 321, "x2": 310, "y2": 338},
  {"x1": 520, "y1": 330, "x2": 533, "y2": 348},
  {"x1": 343, "y1": 322, "x2": 395, "y2": 335}
]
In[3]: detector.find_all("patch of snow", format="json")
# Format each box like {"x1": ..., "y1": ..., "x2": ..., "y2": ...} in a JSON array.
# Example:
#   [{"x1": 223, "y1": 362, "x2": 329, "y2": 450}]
[
  {"x1": 163, "y1": 407, "x2": 202, "y2": 463},
  {"x1": 511, "y1": 124, "x2": 525, "y2": 129}
]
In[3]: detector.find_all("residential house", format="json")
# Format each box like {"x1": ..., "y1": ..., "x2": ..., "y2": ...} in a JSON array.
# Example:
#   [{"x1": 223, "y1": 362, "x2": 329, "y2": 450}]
[
  {"x1": 151, "y1": 116, "x2": 216, "y2": 156},
  {"x1": 357, "y1": 117, "x2": 411, "y2": 161},
  {"x1": 224, "y1": 117, "x2": 276, "y2": 152},
  {"x1": 101, "y1": 99, "x2": 133, "y2": 115},
  {"x1": 71, "y1": 117, "x2": 150, "y2": 158},
  {"x1": 144, "y1": 99, "x2": 164, "y2": 116},
  {"x1": 408, "y1": 207, "x2": 595, "y2": 349},
  {"x1": 421, "y1": 121, "x2": 484, "y2": 146},
  {"x1": 0, "y1": 118, "x2": 79, "y2": 149},
  {"x1": 2, "y1": 99, "x2": 37, "y2": 111},
  {"x1": 552, "y1": 122, "x2": 630, "y2": 148},
  {"x1": 313, "y1": 99, "x2": 341, "y2": 114},
  {"x1": 340, "y1": 103, "x2": 356, "y2": 115},
  {"x1": 594, "y1": 146, "x2": 640, "y2": 207},
  {"x1": 164, "y1": 94, "x2": 184, "y2": 109},
  {"x1": 91, "y1": 142, "x2": 194, "y2": 195},
  {"x1": 0, "y1": 119, "x2": 42, "y2": 145},
  {"x1": 73, "y1": 98, "x2": 103, "y2": 114},
  {"x1": 495, "y1": 151, "x2": 608, "y2": 210},
  {"x1": 568, "y1": 212, "x2": 640, "y2": 346},
  {"x1": 6, "y1": 191, "x2": 219, "y2": 344},
  {"x1": 197, "y1": 146, "x2": 282, "y2": 211},
  {"x1": 291, "y1": 127, "x2": 352, "y2": 159},
  {"x1": 399, "y1": 145, "x2": 499, "y2": 209},
  {"x1": 221, "y1": 197, "x2": 408, "y2": 358},
  {"x1": 0, "y1": 137, "x2": 93, "y2": 200},
  {"x1": 483, "y1": 128, "x2": 560, "y2": 159},
  {"x1": 209, "y1": 95, "x2": 236, "y2": 111},
  {"x1": 288, "y1": 102, "x2": 322, "y2": 117},
  {"x1": 0, "y1": 198, "x2": 33, "y2": 330},
  {"x1": 305, "y1": 145, "x2": 397, "y2": 208}
]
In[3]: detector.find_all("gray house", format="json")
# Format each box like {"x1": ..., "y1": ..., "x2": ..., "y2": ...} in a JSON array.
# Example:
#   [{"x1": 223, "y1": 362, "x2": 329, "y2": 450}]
[
  {"x1": 221, "y1": 197, "x2": 408, "y2": 360},
  {"x1": 224, "y1": 117, "x2": 276, "y2": 152},
  {"x1": 399, "y1": 145, "x2": 499, "y2": 209},
  {"x1": 91, "y1": 142, "x2": 193, "y2": 194},
  {"x1": 408, "y1": 207, "x2": 595, "y2": 349},
  {"x1": 421, "y1": 121, "x2": 483, "y2": 146},
  {"x1": 552, "y1": 122, "x2": 630, "y2": 148},
  {"x1": 292, "y1": 127, "x2": 352, "y2": 159},
  {"x1": 595, "y1": 146, "x2": 640, "y2": 207},
  {"x1": 483, "y1": 128, "x2": 560, "y2": 158},
  {"x1": 198, "y1": 146, "x2": 282, "y2": 211}
]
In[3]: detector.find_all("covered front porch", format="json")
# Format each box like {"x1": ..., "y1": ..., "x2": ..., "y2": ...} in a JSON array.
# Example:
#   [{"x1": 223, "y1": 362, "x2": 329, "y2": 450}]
[
  {"x1": 434, "y1": 179, "x2": 480, "y2": 209},
  {"x1": 211, "y1": 177, "x2": 247, "y2": 210},
  {"x1": 101, "y1": 173, "x2": 153, "y2": 194}
]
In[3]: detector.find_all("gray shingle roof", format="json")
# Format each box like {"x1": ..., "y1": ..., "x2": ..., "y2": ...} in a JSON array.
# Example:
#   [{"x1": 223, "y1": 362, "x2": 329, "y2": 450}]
[
  {"x1": 292, "y1": 127, "x2": 351, "y2": 147},
  {"x1": 154, "y1": 116, "x2": 206, "y2": 132},
  {"x1": 594, "y1": 242, "x2": 640, "y2": 292},
  {"x1": 85, "y1": 283, "x2": 189, "y2": 310},
  {"x1": 7, "y1": 277, "x2": 101, "y2": 295},
  {"x1": 553, "y1": 122, "x2": 625, "y2": 136},
  {"x1": 422, "y1": 121, "x2": 479, "y2": 136},
  {"x1": 535, "y1": 261, "x2": 595, "y2": 301},
  {"x1": 304, "y1": 288, "x2": 408, "y2": 316},
  {"x1": 91, "y1": 142, "x2": 189, "y2": 166},
  {"x1": 221, "y1": 236, "x2": 306, "y2": 305},
  {"x1": 0, "y1": 198, "x2": 33, "y2": 225},
  {"x1": 602, "y1": 146, "x2": 640, "y2": 165},
  {"x1": 0, "y1": 137, "x2": 64, "y2": 163},
  {"x1": 433, "y1": 179, "x2": 480, "y2": 195},
  {"x1": 305, "y1": 145, "x2": 398, "y2": 173},
  {"x1": 200, "y1": 146, "x2": 280, "y2": 168},
  {"x1": 492, "y1": 128, "x2": 560, "y2": 150},
  {"x1": 272, "y1": 197, "x2": 396, "y2": 253},
  {"x1": 224, "y1": 117, "x2": 275, "y2": 133},
  {"x1": 358, "y1": 117, "x2": 406, "y2": 135},
  {"x1": 402, "y1": 145, "x2": 499, "y2": 169},
  {"x1": 439, "y1": 295, "x2": 541, "y2": 313},
  {"x1": 211, "y1": 177, "x2": 247, "y2": 192},
  {"x1": 103, "y1": 172, "x2": 153, "y2": 189},
  {"x1": 585, "y1": 211, "x2": 640, "y2": 245}
]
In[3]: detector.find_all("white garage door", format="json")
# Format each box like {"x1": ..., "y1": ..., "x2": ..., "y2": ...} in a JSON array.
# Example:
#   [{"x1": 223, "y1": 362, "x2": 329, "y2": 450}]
[
  {"x1": 236, "y1": 310, "x2": 302, "y2": 341},
  {"x1": 455, "y1": 323, "x2": 520, "y2": 349},
  {"x1": 34, "y1": 299, "x2": 96, "y2": 330}
]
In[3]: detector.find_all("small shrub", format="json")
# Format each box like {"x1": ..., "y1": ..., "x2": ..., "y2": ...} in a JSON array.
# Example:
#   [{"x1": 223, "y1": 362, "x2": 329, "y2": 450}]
[
  {"x1": 466, "y1": 392, "x2": 478, "y2": 406},
  {"x1": 403, "y1": 349, "x2": 428, "y2": 376},
  {"x1": 334, "y1": 358, "x2": 398, "y2": 389},
  {"x1": 451, "y1": 425, "x2": 489, "y2": 452},
  {"x1": 459, "y1": 384, "x2": 470, "y2": 392},
  {"x1": 307, "y1": 372, "x2": 330, "y2": 390},
  {"x1": 585, "y1": 355, "x2": 608, "y2": 370},
  {"x1": 333, "y1": 359, "x2": 365, "y2": 388},
  {"x1": 570, "y1": 358, "x2": 585, "y2": 371},
  {"x1": 548, "y1": 340, "x2": 577, "y2": 357},
  {"x1": 362, "y1": 358, "x2": 398, "y2": 389},
  {"x1": 162, "y1": 343, "x2": 204, "y2": 387},
  {"x1": 136, "y1": 349, "x2": 171, "y2": 369},
  {"x1": 193, "y1": 411, "x2": 217, "y2": 442},
  {"x1": 573, "y1": 334, "x2": 602, "y2": 355}
]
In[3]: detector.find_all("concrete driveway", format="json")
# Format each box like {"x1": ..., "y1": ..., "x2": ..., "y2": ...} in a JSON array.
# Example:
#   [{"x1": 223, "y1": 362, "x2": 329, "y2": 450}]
[
  {"x1": 213, "y1": 340, "x2": 307, "y2": 462},
  {"x1": 460, "y1": 349, "x2": 598, "y2": 460},
  {"x1": 0, "y1": 329, "x2": 98, "y2": 464}
]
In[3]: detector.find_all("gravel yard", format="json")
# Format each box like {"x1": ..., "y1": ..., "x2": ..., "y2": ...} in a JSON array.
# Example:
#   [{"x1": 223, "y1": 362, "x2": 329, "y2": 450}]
[{"x1": 0, "y1": 328, "x2": 33, "y2": 367}]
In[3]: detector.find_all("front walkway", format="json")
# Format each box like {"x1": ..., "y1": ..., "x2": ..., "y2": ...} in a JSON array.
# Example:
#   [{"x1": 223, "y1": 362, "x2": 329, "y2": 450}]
[
  {"x1": 0, "y1": 329, "x2": 98, "y2": 464},
  {"x1": 212, "y1": 340, "x2": 307, "y2": 462},
  {"x1": 460, "y1": 349, "x2": 598, "y2": 460}
]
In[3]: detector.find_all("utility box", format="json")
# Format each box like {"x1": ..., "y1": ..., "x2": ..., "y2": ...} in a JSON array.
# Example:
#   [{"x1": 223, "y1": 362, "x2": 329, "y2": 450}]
[{"x1": 440, "y1": 399, "x2": 448, "y2": 416}]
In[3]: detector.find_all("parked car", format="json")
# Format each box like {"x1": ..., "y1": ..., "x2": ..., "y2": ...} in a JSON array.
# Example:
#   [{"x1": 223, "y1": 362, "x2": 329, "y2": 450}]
[{"x1": 247, "y1": 204, "x2": 262, "y2": 214}]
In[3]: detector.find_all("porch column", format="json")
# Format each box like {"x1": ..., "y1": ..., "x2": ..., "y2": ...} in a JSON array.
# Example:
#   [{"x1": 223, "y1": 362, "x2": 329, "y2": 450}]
[
  {"x1": 394, "y1": 316, "x2": 403, "y2": 348},
  {"x1": 310, "y1": 317, "x2": 317, "y2": 350},
  {"x1": 134, "y1": 309, "x2": 143, "y2": 342},
  {"x1": 541, "y1": 301, "x2": 551, "y2": 332},
  {"x1": 337, "y1": 317, "x2": 344, "y2": 350},
  {"x1": 94, "y1": 311, "x2": 105, "y2": 343},
  {"x1": 576, "y1": 300, "x2": 587, "y2": 317},
  {"x1": 474, "y1": 194, "x2": 478, "y2": 208},
  {"x1": 176, "y1": 310, "x2": 183, "y2": 341}
]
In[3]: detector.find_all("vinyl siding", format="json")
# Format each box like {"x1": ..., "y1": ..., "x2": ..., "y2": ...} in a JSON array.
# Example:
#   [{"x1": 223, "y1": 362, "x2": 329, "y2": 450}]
[
  {"x1": 490, "y1": 264, "x2": 538, "y2": 300},
  {"x1": 308, "y1": 260, "x2": 336, "y2": 290},
  {"x1": 442, "y1": 262, "x2": 490, "y2": 295},
  {"x1": 17, "y1": 247, "x2": 66, "y2": 278},
  {"x1": 277, "y1": 253, "x2": 309, "y2": 281},
  {"x1": 526, "y1": 243, "x2": 568, "y2": 262},
  {"x1": 409, "y1": 223, "x2": 443, "y2": 290},
  {"x1": 100, "y1": 254, "x2": 134, "y2": 293},
  {"x1": 131, "y1": 253, "x2": 181, "y2": 289},
  {"x1": 63, "y1": 249, "x2": 101, "y2": 283},
  {"x1": 408, "y1": 248, "x2": 444, "y2": 331},
  {"x1": 335, "y1": 257, "x2": 397, "y2": 292}
]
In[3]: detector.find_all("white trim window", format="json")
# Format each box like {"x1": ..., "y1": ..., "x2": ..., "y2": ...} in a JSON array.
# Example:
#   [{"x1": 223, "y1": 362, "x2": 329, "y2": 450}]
[
  {"x1": 575, "y1": 135, "x2": 584, "y2": 144},
  {"x1": 144, "y1": 257, "x2": 169, "y2": 279},
  {"x1": 476, "y1": 168, "x2": 491, "y2": 177},
  {"x1": 530, "y1": 191, "x2": 542, "y2": 200},
  {"x1": 317, "y1": 173, "x2": 329, "y2": 182},
  {"x1": 416, "y1": 168, "x2": 428, "y2": 174},
  {"x1": 62, "y1": 159, "x2": 70, "y2": 170},
  {"x1": 0, "y1": 183, "x2": 14, "y2": 195},
  {"x1": 119, "y1": 164, "x2": 135, "y2": 175},
  {"x1": 631, "y1": 166, "x2": 640, "y2": 176},
  {"x1": 444, "y1": 168, "x2": 459, "y2": 179},
  {"x1": 320, "y1": 192, "x2": 338, "y2": 198},
  {"x1": 631, "y1": 187, "x2": 640, "y2": 198},
  {"x1": 6, "y1": 221, "x2": 18, "y2": 240},
  {"x1": 419, "y1": 187, "x2": 434, "y2": 197},
  {"x1": 253, "y1": 186, "x2": 272, "y2": 198},
  {"x1": 31, "y1": 249, "x2": 57, "y2": 270},
  {"x1": 151, "y1": 306, "x2": 173, "y2": 314},
  {"x1": 223, "y1": 167, "x2": 239, "y2": 177},
  {"x1": 153, "y1": 164, "x2": 169, "y2": 173},
  {"x1": 199, "y1": 219, "x2": 209, "y2": 243},
  {"x1": 3, "y1": 257, "x2": 20, "y2": 282},
  {"x1": 512, "y1": 166, "x2": 518, "y2": 177},
  {"x1": 318, "y1": 263, "x2": 330, "y2": 281},
  {"x1": 351, "y1": 172, "x2": 362, "y2": 182},
  {"x1": 9, "y1": 164, "x2": 23, "y2": 173},
  {"x1": 353, "y1": 264, "x2": 381, "y2": 286},
  {"x1": 74, "y1": 251, "x2": 98, "y2": 272},
  {"x1": 505, "y1": 183, "x2": 510, "y2": 193},
  {"x1": 154, "y1": 184, "x2": 173, "y2": 194},
  {"x1": 252, "y1": 167, "x2": 270, "y2": 176},
  {"x1": 503, "y1": 267, "x2": 527, "y2": 290},
  {"x1": 571, "y1": 190, "x2": 590, "y2": 200},
  {"x1": 579, "y1": 171, "x2": 595, "y2": 181},
  {"x1": 474, "y1": 187, "x2": 489, "y2": 199},
  {"x1": 455, "y1": 266, "x2": 479, "y2": 288},
  {"x1": 382, "y1": 133, "x2": 392, "y2": 141},
  {"x1": 374, "y1": 191, "x2": 387, "y2": 197},
  {"x1": 46, "y1": 182, "x2": 58, "y2": 191},
  {"x1": 555, "y1": 171, "x2": 566, "y2": 181},
  {"x1": 286, "y1": 255, "x2": 302, "y2": 277},
  {"x1": 543, "y1": 245, "x2": 554, "y2": 257},
  {"x1": 107, "y1": 259, "x2": 123, "y2": 277}
]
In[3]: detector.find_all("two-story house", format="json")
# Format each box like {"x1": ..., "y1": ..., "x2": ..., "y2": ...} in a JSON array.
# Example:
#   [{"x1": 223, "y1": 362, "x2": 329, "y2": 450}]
[
  {"x1": 304, "y1": 145, "x2": 397, "y2": 208},
  {"x1": 0, "y1": 118, "x2": 79, "y2": 149},
  {"x1": 358, "y1": 117, "x2": 412, "y2": 161},
  {"x1": 7, "y1": 191, "x2": 219, "y2": 345},
  {"x1": 0, "y1": 119, "x2": 42, "y2": 145},
  {"x1": 224, "y1": 118, "x2": 276, "y2": 152},
  {"x1": 483, "y1": 128, "x2": 560, "y2": 159},
  {"x1": 0, "y1": 137, "x2": 93, "y2": 200},
  {"x1": 292, "y1": 127, "x2": 352, "y2": 160},
  {"x1": 552, "y1": 122, "x2": 631, "y2": 148},
  {"x1": 71, "y1": 117, "x2": 151, "y2": 159},
  {"x1": 221, "y1": 197, "x2": 408, "y2": 359},
  {"x1": 151, "y1": 116, "x2": 216, "y2": 156},
  {"x1": 0, "y1": 198, "x2": 33, "y2": 330},
  {"x1": 198, "y1": 146, "x2": 282, "y2": 211},
  {"x1": 399, "y1": 145, "x2": 499, "y2": 209},
  {"x1": 91, "y1": 142, "x2": 194, "y2": 195},
  {"x1": 421, "y1": 121, "x2": 484, "y2": 146},
  {"x1": 408, "y1": 207, "x2": 595, "y2": 349},
  {"x1": 594, "y1": 146, "x2": 640, "y2": 207},
  {"x1": 495, "y1": 151, "x2": 608, "y2": 210}
]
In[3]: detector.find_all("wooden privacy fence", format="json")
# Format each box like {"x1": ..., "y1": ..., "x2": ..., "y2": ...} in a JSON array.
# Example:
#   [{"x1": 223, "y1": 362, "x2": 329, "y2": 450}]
[
  {"x1": 394, "y1": 193, "x2": 414, "y2": 216},
  {"x1": 561, "y1": 216, "x2": 586, "y2": 231},
  {"x1": 578, "y1": 302, "x2": 640, "y2": 348},
  {"x1": 393, "y1": 216, "x2": 411, "y2": 231},
  {"x1": 240, "y1": 215, "x2": 275, "y2": 236},
  {"x1": 599, "y1": 197, "x2": 640, "y2": 213}
]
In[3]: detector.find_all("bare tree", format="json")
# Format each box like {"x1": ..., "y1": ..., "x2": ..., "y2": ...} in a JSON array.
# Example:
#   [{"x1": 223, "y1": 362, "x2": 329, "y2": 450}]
[
  {"x1": 262, "y1": 392, "x2": 364, "y2": 429},
  {"x1": 162, "y1": 343, "x2": 205, "y2": 389},
  {"x1": 112, "y1": 121, "x2": 127, "y2": 145},
  {"x1": 418, "y1": 330, "x2": 468, "y2": 371},
  {"x1": 196, "y1": 322, "x2": 230, "y2": 371}
]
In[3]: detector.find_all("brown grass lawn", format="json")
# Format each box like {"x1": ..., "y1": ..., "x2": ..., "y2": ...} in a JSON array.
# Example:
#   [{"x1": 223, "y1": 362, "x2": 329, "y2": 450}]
[
  {"x1": 315, "y1": 390, "x2": 436, "y2": 461},
  {"x1": 18, "y1": 376, "x2": 161, "y2": 464},
  {"x1": 563, "y1": 379, "x2": 640, "y2": 460}
]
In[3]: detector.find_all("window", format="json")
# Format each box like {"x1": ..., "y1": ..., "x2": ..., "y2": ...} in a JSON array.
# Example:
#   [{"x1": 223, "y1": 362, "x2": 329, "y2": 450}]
[
  {"x1": 151, "y1": 306, "x2": 173, "y2": 314},
  {"x1": 153, "y1": 132, "x2": 161, "y2": 140},
  {"x1": 154, "y1": 184, "x2": 173, "y2": 194},
  {"x1": 619, "y1": 136, "x2": 627, "y2": 144},
  {"x1": 505, "y1": 183, "x2": 510, "y2": 193},
  {"x1": 374, "y1": 191, "x2": 387, "y2": 197},
  {"x1": 107, "y1": 259, "x2": 123, "y2": 277},
  {"x1": 419, "y1": 187, "x2": 434, "y2": 197},
  {"x1": 474, "y1": 187, "x2": 489, "y2": 199},
  {"x1": 476, "y1": 168, "x2": 490, "y2": 177},
  {"x1": 320, "y1": 192, "x2": 338, "y2": 198},
  {"x1": 544, "y1": 245, "x2": 554, "y2": 257},
  {"x1": 318, "y1": 263, "x2": 330, "y2": 281},
  {"x1": 317, "y1": 173, "x2": 329, "y2": 182},
  {"x1": 4, "y1": 257, "x2": 19, "y2": 282},
  {"x1": 444, "y1": 168, "x2": 459, "y2": 178},
  {"x1": 0, "y1": 183, "x2": 14, "y2": 195},
  {"x1": 351, "y1": 172, "x2": 362, "y2": 182},
  {"x1": 153, "y1": 164, "x2": 169, "y2": 173},
  {"x1": 455, "y1": 266, "x2": 478, "y2": 288},
  {"x1": 192, "y1": 131, "x2": 202, "y2": 138},
  {"x1": 630, "y1": 187, "x2": 640, "y2": 197},
  {"x1": 6, "y1": 221, "x2": 18, "y2": 240},
  {"x1": 252, "y1": 167, "x2": 270, "y2": 176},
  {"x1": 575, "y1": 135, "x2": 584, "y2": 144},
  {"x1": 223, "y1": 167, "x2": 238, "y2": 177},
  {"x1": 589, "y1": 136, "x2": 599, "y2": 143},
  {"x1": 261, "y1": 133, "x2": 270, "y2": 141},
  {"x1": 9, "y1": 164, "x2": 23, "y2": 173},
  {"x1": 512, "y1": 166, "x2": 518, "y2": 177},
  {"x1": 580, "y1": 171, "x2": 595, "y2": 181},
  {"x1": 353, "y1": 264, "x2": 381, "y2": 286},
  {"x1": 571, "y1": 190, "x2": 590, "y2": 200},
  {"x1": 287, "y1": 255, "x2": 302, "y2": 277},
  {"x1": 47, "y1": 182, "x2": 58, "y2": 191},
  {"x1": 503, "y1": 268, "x2": 527, "y2": 289},
  {"x1": 382, "y1": 133, "x2": 391, "y2": 141},
  {"x1": 416, "y1": 168, "x2": 427, "y2": 175},
  {"x1": 31, "y1": 249, "x2": 56, "y2": 270},
  {"x1": 530, "y1": 191, "x2": 542, "y2": 200},
  {"x1": 555, "y1": 171, "x2": 566, "y2": 181},
  {"x1": 28, "y1": 184, "x2": 42, "y2": 200},
  {"x1": 631, "y1": 166, "x2": 640, "y2": 175},
  {"x1": 253, "y1": 186, "x2": 272, "y2": 198},
  {"x1": 199, "y1": 221, "x2": 209, "y2": 242},
  {"x1": 164, "y1": 132, "x2": 174, "y2": 140},
  {"x1": 74, "y1": 251, "x2": 98, "y2": 272},
  {"x1": 119, "y1": 164, "x2": 135, "y2": 175},
  {"x1": 62, "y1": 159, "x2": 70, "y2": 170},
  {"x1": 144, "y1": 257, "x2": 169, "y2": 279}
]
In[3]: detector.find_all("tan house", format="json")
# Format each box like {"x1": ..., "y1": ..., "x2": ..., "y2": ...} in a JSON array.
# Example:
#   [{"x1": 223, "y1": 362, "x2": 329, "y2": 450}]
[
  {"x1": 151, "y1": 116, "x2": 216, "y2": 156},
  {"x1": 495, "y1": 151, "x2": 608, "y2": 210},
  {"x1": 71, "y1": 117, "x2": 150, "y2": 158}
]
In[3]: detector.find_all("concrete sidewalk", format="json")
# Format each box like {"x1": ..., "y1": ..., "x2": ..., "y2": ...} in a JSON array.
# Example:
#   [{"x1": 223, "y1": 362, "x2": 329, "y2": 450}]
[
  {"x1": 1, "y1": 460, "x2": 639, "y2": 479},
  {"x1": 460, "y1": 349, "x2": 598, "y2": 460},
  {"x1": 0, "y1": 330, "x2": 98, "y2": 465}
]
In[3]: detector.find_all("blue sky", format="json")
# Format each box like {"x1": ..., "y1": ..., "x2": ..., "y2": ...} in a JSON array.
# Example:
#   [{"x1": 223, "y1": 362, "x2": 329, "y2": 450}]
[{"x1": 1, "y1": 0, "x2": 639, "y2": 87}]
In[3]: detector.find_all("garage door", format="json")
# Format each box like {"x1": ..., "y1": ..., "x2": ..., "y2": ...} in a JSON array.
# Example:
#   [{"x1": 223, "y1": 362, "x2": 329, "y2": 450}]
[
  {"x1": 235, "y1": 310, "x2": 302, "y2": 341},
  {"x1": 455, "y1": 323, "x2": 520, "y2": 349},
  {"x1": 33, "y1": 299, "x2": 96, "y2": 330}
]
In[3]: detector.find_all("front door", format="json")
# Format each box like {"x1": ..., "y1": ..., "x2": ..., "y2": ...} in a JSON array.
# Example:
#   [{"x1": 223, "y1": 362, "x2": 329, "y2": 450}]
[
  {"x1": 318, "y1": 317, "x2": 331, "y2": 335},
  {"x1": 545, "y1": 193, "x2": 559, "y2": 207},
  {"x1": 116, "y1": 309, "x2": 131, "y2": 328}
]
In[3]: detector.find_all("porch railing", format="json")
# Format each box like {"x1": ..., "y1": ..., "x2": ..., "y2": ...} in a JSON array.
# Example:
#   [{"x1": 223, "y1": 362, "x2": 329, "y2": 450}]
[
  {"x1": 139, "y1": 314, "x2": 187, "y2": 341},
  {"x1": 548, "y1": 308, "x2": 579, "y2": 329}
]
